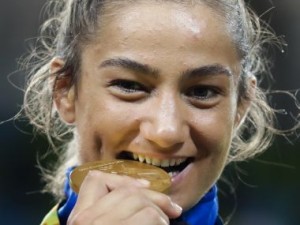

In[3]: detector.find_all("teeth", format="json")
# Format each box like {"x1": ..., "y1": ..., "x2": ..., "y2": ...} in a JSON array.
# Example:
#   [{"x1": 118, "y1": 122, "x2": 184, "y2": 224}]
[
  {"x1": 152, "y1": 158, "x2": 161, "y2": 166},
  {"x1": 168, "y1": 171, "x2": 180, "y2": 177},
  {"x1": 130, "y1": 153, "x2": 187, "y2": 167},
  {"x1": 175, "y1": 158, "x2": 185, "y2": 166},
  {"x1": 161, "y1": 159, "x2": 170, "y2": 167},
  {"x1": 138, "y1": 155, "x2": 145, "y2": 163},
  {"x1": 145, "y1": 156, "x2": 151, "y2": 164},
  {"x1": 170, "y1": 159, "x2": 176, "y2": 166}
]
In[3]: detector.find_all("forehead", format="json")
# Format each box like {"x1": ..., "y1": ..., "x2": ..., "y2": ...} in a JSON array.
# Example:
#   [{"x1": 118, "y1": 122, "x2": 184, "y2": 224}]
[
  {"x1": 100, "y1": 2, "x2": 230, "y2": 43},
  {"x1": 84, "y1": 2, "x2": 239, "y2": 75}
]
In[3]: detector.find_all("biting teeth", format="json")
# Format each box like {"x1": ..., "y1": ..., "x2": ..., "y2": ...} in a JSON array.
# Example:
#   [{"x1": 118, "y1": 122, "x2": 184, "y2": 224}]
[
  {"x1": 131, "y1": 153, "x2": 187, "y2": 167},
  {"x1": 170, "y1": 159, "x2": 176, "y2": 166},
  {"x1": 138, "y1": 155, "x2": 144, "y2": 163},
  {"x1": 175, "y1": 158, "x2": 185, "y2": 166},
  {"x1": 145, "y1": 156, "x2": 151, "y2": 164},
  {"x1": 161, "y1": 159, "x2": 169, "y2": 167},
  {"x1": 152, "y1": 158, "x2": 160, "y2": 166}
]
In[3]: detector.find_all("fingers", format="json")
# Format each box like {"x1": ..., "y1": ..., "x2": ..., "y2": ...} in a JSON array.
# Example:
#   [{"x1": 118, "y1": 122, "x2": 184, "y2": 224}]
[
  {"x1": 96, "y1": 206, "x2": 170, "y2": 225},
  {"x1": 128, "y1": 207, "x2": 170, "y2": 225},
  {"x1": 68, "y1": 170, "x2": 182, "y2": 225},
  {"x1": 140, "y1": 189, "x2": 182, "y2": 219},
  {"x1": 90, "y1": 187, "x2": 176, "y2": 221},
  {"x1": 69, "y1": 171, "x2": 150, "y2": 223},
  {"x1": 88, "y1": 188, "x2": 170, "y2": 224}
]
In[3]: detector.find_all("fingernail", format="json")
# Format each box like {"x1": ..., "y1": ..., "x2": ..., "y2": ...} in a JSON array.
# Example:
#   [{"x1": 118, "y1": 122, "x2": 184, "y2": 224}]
[
  {"x1": 172, "y1": 202, "x2": 182, "y2": 213},
  {"x1": 136, "y1": 179, "x2": 151, "y2": 187}
]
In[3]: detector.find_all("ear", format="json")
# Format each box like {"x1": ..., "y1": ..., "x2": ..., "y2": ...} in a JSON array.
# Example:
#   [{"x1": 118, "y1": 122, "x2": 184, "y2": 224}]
[
  {"x1": 235, "y1": 75, "x2": 257, "y2": 128},
  {"x1": 50, "y1": 58, "x2": 76, "y2": 125}
]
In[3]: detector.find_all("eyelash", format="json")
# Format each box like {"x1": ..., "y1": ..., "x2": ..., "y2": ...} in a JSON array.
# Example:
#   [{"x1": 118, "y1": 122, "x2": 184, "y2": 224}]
[
  {"x1": 108, "y1": 79, "x2": 149, "y2": 93},
  {"x1": 185, "y1": 85, "x2": 220, "y2": 100},
  {"x1": 108, "y1": 79, "x2": 221, "y2": 103}
]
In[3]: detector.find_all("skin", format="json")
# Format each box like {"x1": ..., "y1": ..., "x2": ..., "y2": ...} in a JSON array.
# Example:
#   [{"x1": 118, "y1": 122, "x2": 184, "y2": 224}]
[{"x1": 52, "y1": 2, "x2": 255, "y2": 224}]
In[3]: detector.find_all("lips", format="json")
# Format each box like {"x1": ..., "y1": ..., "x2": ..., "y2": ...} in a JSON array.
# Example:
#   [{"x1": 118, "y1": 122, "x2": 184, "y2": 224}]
[{"x1": 117, "y1": 151, "x2": 193, "y2": 177}]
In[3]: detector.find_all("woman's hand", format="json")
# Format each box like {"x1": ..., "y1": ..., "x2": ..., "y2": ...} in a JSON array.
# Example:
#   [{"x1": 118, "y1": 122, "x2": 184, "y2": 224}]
[{"x1": 67, "y1": 170, "x2": 182, "y2": 225}]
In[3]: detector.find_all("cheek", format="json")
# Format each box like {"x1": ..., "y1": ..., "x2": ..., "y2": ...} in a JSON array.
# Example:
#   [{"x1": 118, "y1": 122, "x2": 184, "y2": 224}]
[
  {"x1": 192, "y1": 109, "x2": 235, "y2": 157},
  {"x1": 75, "y1": 98, "x2": 141, "y2": 160}
]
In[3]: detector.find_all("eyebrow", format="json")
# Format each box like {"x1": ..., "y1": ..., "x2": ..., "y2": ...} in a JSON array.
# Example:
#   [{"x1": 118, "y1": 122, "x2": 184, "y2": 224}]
[
  {"x1": 100, "y1": 57, "x2": 159, "y2": 78},
  {"x1": 99, "y1": 57, "x2": 232, "y2": 79},
  {"x1": 181, "y1": 64, "x2": 232, "y2": 79}
]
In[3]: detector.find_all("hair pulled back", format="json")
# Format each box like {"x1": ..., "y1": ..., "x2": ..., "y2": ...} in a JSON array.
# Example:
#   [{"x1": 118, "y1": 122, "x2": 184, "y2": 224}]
[{"x1": 23, "y1": 0, "x2": 280, "y2": 198}]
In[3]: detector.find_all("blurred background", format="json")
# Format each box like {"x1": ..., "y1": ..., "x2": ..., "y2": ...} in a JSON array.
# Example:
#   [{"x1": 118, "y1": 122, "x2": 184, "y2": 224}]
[{"x1": 0, "y1": 0, "x2": 299, "y2": 224}]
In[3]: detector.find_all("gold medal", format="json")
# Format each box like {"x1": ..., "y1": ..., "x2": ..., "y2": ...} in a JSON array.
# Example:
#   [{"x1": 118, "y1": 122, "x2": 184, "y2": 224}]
[{"x1": 70, "y1": 160, "x2": 171, "y2": 193}]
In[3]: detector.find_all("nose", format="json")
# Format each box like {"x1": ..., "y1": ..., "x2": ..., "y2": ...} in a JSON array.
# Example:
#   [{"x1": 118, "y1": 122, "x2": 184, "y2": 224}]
[{"x1": 141, "y1": 94, "x2": 188, "y2": 150}]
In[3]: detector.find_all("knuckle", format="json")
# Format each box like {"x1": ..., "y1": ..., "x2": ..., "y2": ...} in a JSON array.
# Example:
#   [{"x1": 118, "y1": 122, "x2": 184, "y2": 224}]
[
  {"x1": 82, "y1": 170, "x2": 102, "y2": 185},
  {"x1": 117, "y1": 185, "x2": 139, "y2": 196},
  {"x1": 122, "y1": 175, "x2": 136, "y2": 183},
  {"x1": 157, "y1": 194, "x2": 172, "y2": 207},
  {"x1": 132, "y1": 194, "x2": 148, "y2": 206},
  {"x1": 143, "y1": 206, "x2": 161, "y2": 220}
]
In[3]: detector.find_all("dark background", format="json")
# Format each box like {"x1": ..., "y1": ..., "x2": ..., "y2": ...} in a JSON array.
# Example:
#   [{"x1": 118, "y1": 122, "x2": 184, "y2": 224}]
[{"x1": 0, "y1": 0, "x2": 299, "y2": 224}]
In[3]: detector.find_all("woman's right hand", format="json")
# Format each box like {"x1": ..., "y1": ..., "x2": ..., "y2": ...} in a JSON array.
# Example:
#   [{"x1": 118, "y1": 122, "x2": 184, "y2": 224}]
[{"x1": 67, "y1": 170, "x2": 182, "y2": 225}]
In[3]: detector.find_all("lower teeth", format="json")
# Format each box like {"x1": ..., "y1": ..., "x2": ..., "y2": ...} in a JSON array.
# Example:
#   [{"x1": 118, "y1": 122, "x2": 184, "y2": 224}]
[{"x1": 168, "y1": 171, "x2": 179, "y2": 177}]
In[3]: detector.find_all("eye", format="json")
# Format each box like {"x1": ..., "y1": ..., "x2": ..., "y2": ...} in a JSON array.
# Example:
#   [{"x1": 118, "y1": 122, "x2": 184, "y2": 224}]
[
  {"x1": 108, "y1": 79, "x2": 148, "y2": 93},
  {"x1": 185, "y1": 85, "x2": 219, "y2": 100}
]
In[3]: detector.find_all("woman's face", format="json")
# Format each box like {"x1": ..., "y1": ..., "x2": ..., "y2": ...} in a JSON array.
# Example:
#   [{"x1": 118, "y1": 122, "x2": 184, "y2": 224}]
[{"x1": 57, "y1": 2, "x2": 245, "y2": 210}]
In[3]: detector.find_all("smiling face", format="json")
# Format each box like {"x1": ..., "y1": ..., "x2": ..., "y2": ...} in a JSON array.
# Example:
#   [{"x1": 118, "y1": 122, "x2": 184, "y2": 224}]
[{"x1": 54, "y1": 2, "x2": 245, "y2": 210}]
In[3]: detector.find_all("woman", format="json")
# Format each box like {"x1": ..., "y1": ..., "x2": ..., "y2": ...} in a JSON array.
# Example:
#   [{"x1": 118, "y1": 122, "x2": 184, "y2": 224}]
[{"x1": 23, "y1": 0, "x2": 280, "y2": 224}]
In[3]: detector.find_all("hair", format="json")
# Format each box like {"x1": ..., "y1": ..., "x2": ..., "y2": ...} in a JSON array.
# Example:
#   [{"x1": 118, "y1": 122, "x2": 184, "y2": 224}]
[{"x1": 22, "y1": 0, "x2": 283, "y2": 199}]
